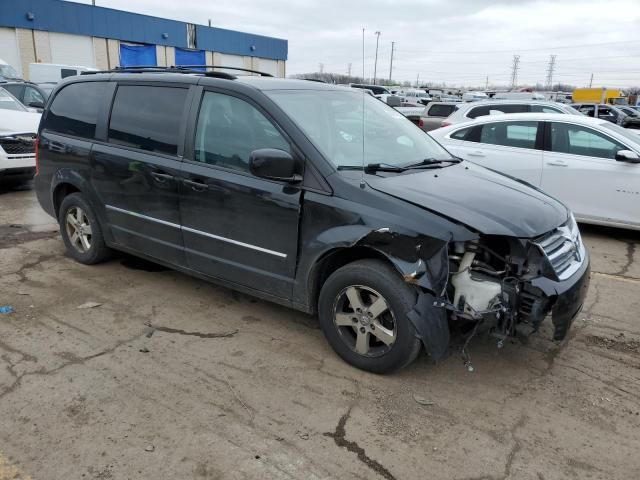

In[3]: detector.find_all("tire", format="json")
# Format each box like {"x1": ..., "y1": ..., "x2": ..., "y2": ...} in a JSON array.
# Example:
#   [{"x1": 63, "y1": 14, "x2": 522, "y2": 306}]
[
  {"x1": 58, "y1": 192, "x2": 112, "y2": 264},
  {"x1": 318, "y1": 259, "x2": 422, "y2": 373}
]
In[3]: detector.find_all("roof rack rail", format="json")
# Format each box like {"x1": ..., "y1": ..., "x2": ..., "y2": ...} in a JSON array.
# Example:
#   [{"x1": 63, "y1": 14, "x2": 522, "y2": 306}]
[
  {"x1": 79, "y1": 65, "x2": 239, "y2": 79},
  {"x1": 81, "y1": 65, "x2": 273, "y2": 79},
  {"x1": 174, "y1": 65, "x2": 273, "y2": 77}
]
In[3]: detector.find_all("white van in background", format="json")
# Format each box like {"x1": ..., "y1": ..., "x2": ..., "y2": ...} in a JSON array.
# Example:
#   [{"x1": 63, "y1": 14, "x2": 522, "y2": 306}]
[
  {"x1": 462, "y1": 91, "x2": 489, "y2": 102},
  {"x1": 493, "y1": 91, "x2": 546, "y2": 100},
  {"x1": 28, "y1": 63, "x2": 97, "y2": 84}
]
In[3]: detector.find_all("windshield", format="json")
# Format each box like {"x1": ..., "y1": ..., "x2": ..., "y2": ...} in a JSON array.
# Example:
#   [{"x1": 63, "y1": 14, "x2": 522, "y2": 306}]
[
  {"x1": 600, "y1": 121, "x2": 640, "y2": 145},
  {"x1": 267, "y1": 89, "x2": 453, "y2": 168},
  {"x1": 0, "y1": 87, "x2": 27, "y2": 112},
  {"x1": 0, "y1": 64, "x2": 20, "y2": 80}
]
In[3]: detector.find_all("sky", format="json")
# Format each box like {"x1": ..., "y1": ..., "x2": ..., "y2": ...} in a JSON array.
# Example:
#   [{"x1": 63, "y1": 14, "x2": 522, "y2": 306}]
[{"x1": 73, "y1": 0, "x2": 640, "y2": 88}]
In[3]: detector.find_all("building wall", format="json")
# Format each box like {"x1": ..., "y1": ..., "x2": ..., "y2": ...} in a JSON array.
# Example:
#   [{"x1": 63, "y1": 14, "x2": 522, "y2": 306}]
[
  {"x1": 0, "y1": 27, "x2": 286, "y2": 79},
  {"x1": 0, "y1": 27, "x2": 21, "y2": 75}
]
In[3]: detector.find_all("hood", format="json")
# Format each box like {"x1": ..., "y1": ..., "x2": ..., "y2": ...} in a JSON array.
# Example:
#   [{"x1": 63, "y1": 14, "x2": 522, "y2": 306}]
[
  {"x1": 366, "y1": 162, "x2": 568, "y2": 238},
  {"x1": 0, "y1": 110, "x2": 41, "y2": 136}
]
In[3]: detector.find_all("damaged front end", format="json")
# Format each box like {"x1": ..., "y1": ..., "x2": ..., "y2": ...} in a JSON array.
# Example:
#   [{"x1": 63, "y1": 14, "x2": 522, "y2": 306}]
[{"x1": 390, "y1": 215, "x2": 590, "y2": 367}]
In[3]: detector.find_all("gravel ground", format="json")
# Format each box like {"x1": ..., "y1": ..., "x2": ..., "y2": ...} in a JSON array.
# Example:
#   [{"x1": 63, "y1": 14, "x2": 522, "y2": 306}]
[{"x1": 0, "y1": 183, "x2": 639, "y2": 480}]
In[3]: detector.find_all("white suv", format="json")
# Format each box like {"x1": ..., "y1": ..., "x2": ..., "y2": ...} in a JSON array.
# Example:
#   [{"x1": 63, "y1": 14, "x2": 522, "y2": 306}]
[
  {"x1": 441, "y1": 99, "x2": 581, "y2": 128},
  {"x1": 0, "y1": 87, "x2": 40, "y2": 183}
]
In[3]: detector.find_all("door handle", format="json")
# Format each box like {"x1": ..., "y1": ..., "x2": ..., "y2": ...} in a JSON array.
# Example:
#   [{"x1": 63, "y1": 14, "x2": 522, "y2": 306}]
[
  {"x1": 150, "y1": 172, "x2": 174, "y2": 183},
  {"x1": 546, "y1": 160, "x2": 568, "y2": 167},
  {"x1": 183, "y1": 179, "x2": 209, "y2": 192},
  {"x1": 467, "y1": 150, "x2": 485, "y2": 157}
]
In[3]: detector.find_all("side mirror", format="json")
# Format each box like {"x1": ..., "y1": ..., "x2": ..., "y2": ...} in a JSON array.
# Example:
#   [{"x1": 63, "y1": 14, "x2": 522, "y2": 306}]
[
  {"x1": 249, "y1": 148, "x2": 302, "y2": 182},
  {"x1": 28, "y1": 101, "x2": 44, "y2": 109},
  {"x1": 615, "y1": 149, "x2": 640, "y2": 163}
]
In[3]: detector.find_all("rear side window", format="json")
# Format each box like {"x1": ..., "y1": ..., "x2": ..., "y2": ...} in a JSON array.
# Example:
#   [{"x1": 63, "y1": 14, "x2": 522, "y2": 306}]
[
  {"x1": 45, "y1": 82, "x2": 108, "y2": 139},
  {"x1": 428, "y1": 104, "x2": 456, "y2": 117},
  {"x1": 468, "y1": 104, "x2": 528, "y2": 119},
  {"x1": 450, "y1": 126, "x2": 473, "y2": 140},
  {"x1": 479, "y1": 121, "x2": 539, "y2": 149},
  {"x1": 108, "y1": 85, "x2": 187, "y2": 156}
]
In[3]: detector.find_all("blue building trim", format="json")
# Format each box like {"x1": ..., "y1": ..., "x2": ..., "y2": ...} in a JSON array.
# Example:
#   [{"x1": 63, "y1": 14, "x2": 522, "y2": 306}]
[{"x1": 0, "y1": 0, "x2": 287, "y2": 61}]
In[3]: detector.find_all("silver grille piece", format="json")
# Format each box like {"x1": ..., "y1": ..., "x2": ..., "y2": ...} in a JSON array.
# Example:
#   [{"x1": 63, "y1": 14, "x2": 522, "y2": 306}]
[{"x1": 535, "y1": 220, "x2": 585, "y2": 280}]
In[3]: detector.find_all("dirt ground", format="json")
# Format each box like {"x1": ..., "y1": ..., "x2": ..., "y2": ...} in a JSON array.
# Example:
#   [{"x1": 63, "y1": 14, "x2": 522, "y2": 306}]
[{"x1": 0, "y1": 183, "x2": 639, "y2": 480}]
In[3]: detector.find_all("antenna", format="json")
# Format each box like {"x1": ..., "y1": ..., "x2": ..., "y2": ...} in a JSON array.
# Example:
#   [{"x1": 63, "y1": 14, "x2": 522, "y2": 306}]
[{"x1": 360, "y1": 28, "x2": 366, "y2": 189}]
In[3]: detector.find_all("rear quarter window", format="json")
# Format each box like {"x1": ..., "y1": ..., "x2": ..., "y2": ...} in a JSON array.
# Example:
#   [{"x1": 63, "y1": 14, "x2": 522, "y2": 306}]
[
  {"x1": 45, "y1": 82, "x2": 108, "y2": 139},
  {"x1": 428, "y1": 104, "x2": 455, "y2": 117}
]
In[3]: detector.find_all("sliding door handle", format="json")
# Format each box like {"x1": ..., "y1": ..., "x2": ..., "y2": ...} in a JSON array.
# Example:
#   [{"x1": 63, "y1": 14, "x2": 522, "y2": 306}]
[{"x1": 183, "y1": 179, "x2": 209, "y2": 192}]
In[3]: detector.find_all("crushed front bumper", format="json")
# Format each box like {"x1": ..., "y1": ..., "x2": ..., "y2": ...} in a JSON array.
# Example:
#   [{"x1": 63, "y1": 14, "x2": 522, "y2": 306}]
[{"x1": 528, "y1": 249, "x2": 590, "y2": 340}]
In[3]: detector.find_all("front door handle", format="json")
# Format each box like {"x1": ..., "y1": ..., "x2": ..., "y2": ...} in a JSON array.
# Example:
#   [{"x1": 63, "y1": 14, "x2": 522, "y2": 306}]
[
  {"x1": 467, "y1": 150, "x2": 485, "y2": 157},
  {"x1": 150, "y1": 172, "x2": 174, "y2": 183},
  {"x1": 183, "y1": 179, "x2": 209, "y2": 192},
  {"x1": 546, "y1": 160, "x2": 568, "y2": 167}
]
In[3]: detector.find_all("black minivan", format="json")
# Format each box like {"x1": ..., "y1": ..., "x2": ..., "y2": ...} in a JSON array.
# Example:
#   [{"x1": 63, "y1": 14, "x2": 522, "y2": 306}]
[{"x1": 35, "y1": 69, "x2": 590, "y2": 373}]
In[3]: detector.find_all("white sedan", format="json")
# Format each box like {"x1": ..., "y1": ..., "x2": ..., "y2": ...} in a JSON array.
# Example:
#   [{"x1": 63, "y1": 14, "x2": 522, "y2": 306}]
[{"x1": 429, "y1": 112, "x2": 640, "y2": 230}]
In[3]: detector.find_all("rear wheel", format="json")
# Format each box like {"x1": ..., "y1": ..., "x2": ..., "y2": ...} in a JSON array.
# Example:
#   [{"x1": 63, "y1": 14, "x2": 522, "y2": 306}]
[
  {"x1": 58, "y1": 193, "x2": 111, "y2": 264},
  {"x1": 318, "y1": 259, "x2": 422, "y2": 373}
]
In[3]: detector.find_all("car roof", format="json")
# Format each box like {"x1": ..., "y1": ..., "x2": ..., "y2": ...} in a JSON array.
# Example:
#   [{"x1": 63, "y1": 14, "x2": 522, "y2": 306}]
[
  {"x1": 58, "y1": 72, "x2": 355, "y2": 93},
  {"x1": 460, "y1": 99, "x2": 559, "y2": 107},
  {"x1": 440, "y1": 112, "x2": 607, "y2": 128}
]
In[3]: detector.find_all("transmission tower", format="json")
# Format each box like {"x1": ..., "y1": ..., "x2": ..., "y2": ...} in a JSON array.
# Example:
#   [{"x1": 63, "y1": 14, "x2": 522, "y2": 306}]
[
  {"x1": 510, "y1": 55, "x2": 520, "y2": 89},
  {"x1": 545, "y1": 55, "x2": 557, "y2": 90}
]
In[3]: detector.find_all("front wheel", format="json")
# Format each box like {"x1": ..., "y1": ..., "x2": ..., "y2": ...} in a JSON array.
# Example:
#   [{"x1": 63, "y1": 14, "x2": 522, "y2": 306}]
[
  {"x1": 318, "y1": 259, "x2": 422, "y2": 373},
  {"x1": 58, "y1": 192, "x2": 112, "y2": 264}
]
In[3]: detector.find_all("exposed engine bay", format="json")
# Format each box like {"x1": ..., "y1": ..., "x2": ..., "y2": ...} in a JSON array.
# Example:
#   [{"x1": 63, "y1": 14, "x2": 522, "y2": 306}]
[{"x1": 440, "y1": 216, "x2": 588, "y2": 370}]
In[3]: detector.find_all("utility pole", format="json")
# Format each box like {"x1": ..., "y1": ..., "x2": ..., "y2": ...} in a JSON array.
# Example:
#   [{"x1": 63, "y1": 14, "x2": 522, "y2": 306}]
[
  {"x1": 416, "y1": 73, "x2": 420, "y2": 88},
  {"x1": 347, "y1": 63, "x2": 352, "y2": 77},
  {"x1": 545, "y1": 55, "x2": 557, "y2": 90},
  {"x1": 510, "y1": 55, "x2": 520, "y2": 90},
  {"x1": 485, "y1": 75, "x2": 489, "y2": 90},
  {"x1": 373, "y1": 31, "x2": 381, "y2": 85},
  {"x1": 319, "y1": 63, "x2": 324, "y2": 74},
  {"x1": 208, "y1": 19, "x2": 212, "y2": 27},
  {"x1": 589, "y1": 73, "x2": 594, "y2": 87},
  {"x1": 388, "y1": 41, "x2": 395, "y2": 84}
]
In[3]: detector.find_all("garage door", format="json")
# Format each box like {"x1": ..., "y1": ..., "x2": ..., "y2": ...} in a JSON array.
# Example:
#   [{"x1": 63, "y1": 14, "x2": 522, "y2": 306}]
[
  {"x1": 50, "y1": 32, "x2": 95, "y2": 67},
  {"x1": 119, "y1": 44, "x2": 157, "y2": 67},
  {"x1": 175, "y1": 48, "x2": 205, "y2": 70},
  {"x1": 257, "y1": 59, "x2": 279, "y2": 77},
  {"x1": 0, "y1": 28, "x2": 21, "y2": 76},
  {"x1": 217, "y1": 54, "x2": 245, "y2": 74}
]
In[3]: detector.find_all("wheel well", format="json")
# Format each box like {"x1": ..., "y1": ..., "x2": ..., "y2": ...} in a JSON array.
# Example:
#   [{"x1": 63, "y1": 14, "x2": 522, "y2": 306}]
[
  {"x1": 53, "y1": 183, "x2": 80, "y2": 218},
  {"x1": 309, "y1": 246, "x2": 396, "y2": 314}
]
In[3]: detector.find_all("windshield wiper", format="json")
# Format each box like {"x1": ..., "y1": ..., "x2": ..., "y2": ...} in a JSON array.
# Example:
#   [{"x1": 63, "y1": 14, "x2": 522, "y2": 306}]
[
  {"x1": 336, "y1": 163, "x2": 406, "y2": 173},
  {"x1": 402, "y1": 157, "x2": 462, "y2": 169}
]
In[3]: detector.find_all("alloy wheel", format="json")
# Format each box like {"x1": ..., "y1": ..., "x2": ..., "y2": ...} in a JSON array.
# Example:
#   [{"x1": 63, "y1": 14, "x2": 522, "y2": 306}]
[
  {"x1": 65, "y1": 206, "x2": 92, "y2": 253},
  {"x1": 333, "y1": 285, "x2": 397, "y2": 357}
]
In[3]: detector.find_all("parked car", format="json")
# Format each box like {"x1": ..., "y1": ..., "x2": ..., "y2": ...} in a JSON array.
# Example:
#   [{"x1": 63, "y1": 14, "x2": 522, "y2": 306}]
[
  {"x1": 0, "y1": 87, "x2": 40, "y2": 183},
  {"x1": 443, "y1": 100, "x2": 581, "y2": 127},
  {"x1": 0, "y1": 58, "x2": 21, "y2": 81},
  {"x1": 1, "y1": 81, "x2": 51, "y2": 111},
  {"x1": 571, "y1": 103, "x2": 640, "y2": 129},
  {"x1": 395, "y1": 89, "x2": 432, "y2": 106},
  {"x1": 418, "y1": 102, "x2": 461, "y2": 131},
  {"x1": 461, "y1": 91, "x2": 488, "y2": 102},
  {"x1": 349, "y1": 83, "x2": 391, "y2": 96},
  {"x1": 35, "y1": 71, "x2": 589, "y2": 373},
  {"x1": 429, "y1": 112, "x2": 640, "y2": 230}
]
